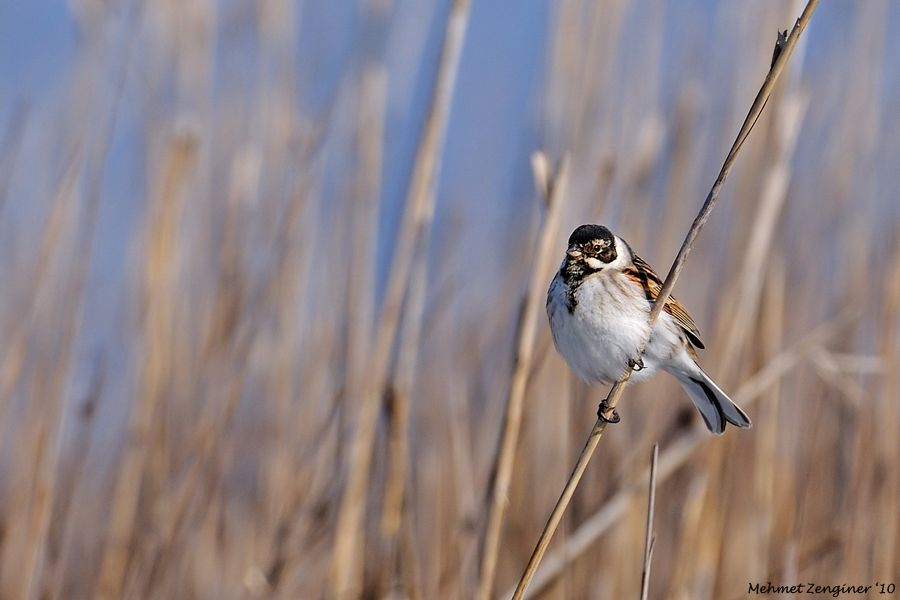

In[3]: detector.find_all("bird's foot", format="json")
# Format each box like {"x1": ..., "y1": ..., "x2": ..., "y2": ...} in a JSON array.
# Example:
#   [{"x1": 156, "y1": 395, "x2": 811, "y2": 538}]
[
  {"x1": 629, "y1": 356, "x2": 645, "y2": 372},
  {"x1": 597, "y1": 399, "x2": 621, "y2": 424}
]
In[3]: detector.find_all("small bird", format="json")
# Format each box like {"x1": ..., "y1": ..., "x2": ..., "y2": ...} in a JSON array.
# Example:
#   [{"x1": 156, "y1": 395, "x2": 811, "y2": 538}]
[{"x1": 546, "y1": 224, "x2": 751, "y2": 434}]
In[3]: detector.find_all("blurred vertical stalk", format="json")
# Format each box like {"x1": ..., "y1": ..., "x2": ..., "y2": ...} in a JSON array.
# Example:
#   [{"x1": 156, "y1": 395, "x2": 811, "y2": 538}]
[
  {"x1": 639, "y1": 444, "x2": 658, "y2": 600},
  {"x1": 0, "y1": 156, "x2": 81, "y2": 413},
  {"x1": 44, "y1": 360, "x2": 105, "y2": 599},
  {"x1": 476, "y1": 153, "x2": 568, "y2": 600},
  {"x1": 379, "y1": 239, "x2": 428, "y2": 596},
  {"x1": 716, "y1": 51, "x2": 809, "y2": 380},
  {"x1": 750, "y1": 257, "x2": 786, "y2": 578},
  {"x1": 329, "y1": 1, "x2": 471, "y2": 596},
  {"x1": 655, "y1": 89, "x2": 698, "y2": 258},
  {"x1": 16, "y1": 157, "x2": 86, "y2": 600},
  {"x1": 96, "y1": 134, "x2": 197, "y2": 600},
  {"x1": 702, "y1": 52, "x2": 808, "y2": 597},
  {"x1": 20, "y1": 3, "x2": 140, "y2": 596},
  {"x1": 874, "y1": 239, "x2": 900, "y2": 577},
  {"x1": 344, "y1": 69, "x2": 388, "y2": 486}
]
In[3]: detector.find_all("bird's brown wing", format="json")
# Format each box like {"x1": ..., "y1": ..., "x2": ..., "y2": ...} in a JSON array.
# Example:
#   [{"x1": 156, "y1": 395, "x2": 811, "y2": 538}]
[{"x1": 625, "y1": 253, "x2": 705, "y2": 349}]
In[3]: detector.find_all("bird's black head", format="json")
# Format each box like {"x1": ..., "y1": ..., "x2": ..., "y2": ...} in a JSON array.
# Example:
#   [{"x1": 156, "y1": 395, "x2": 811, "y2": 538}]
[
  {"x1": 560, "y1": 224, "x2": 618, "y2": 286},
  {"x1": 566, "y1": 224, "x2": 617, "y2": 264}
]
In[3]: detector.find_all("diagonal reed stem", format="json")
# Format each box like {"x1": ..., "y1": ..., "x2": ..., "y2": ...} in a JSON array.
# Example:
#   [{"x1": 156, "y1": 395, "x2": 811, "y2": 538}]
[{"x1": 510, "y1": 3, "x2": 819, "y2": 598}]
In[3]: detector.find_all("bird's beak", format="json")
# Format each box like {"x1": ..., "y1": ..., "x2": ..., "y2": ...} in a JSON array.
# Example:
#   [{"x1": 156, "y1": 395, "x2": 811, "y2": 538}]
[{"x1": 566, "y1": 249, "x2": 582, "y2": 258}]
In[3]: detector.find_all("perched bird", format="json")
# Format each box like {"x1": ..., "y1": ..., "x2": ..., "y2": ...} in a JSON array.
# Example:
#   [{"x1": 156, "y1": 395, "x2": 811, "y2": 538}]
[{"x1": 546, "y1": 224, "x2": 751, "y2": 434}]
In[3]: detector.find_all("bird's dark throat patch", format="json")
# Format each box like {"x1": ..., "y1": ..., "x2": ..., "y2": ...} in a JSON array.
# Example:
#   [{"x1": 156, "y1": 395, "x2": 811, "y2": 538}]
[{"x1": 560, "y1": 259, "x2": 592, "y2": 312}]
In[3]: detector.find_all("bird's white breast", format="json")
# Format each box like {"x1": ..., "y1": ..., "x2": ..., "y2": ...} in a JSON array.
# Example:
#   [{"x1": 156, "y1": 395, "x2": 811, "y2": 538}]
[{"x1": 547, "y1": 270, "x2": 654, "y2": 384}]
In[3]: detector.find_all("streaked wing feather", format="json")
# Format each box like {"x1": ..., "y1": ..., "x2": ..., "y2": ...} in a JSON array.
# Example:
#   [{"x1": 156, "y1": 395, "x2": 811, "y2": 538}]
[{"x1": 627, "y1": 253, "x2": 705, "y2": 349}]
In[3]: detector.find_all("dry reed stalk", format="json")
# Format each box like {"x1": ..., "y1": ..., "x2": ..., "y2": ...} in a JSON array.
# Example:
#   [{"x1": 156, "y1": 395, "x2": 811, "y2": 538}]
[
  {"x1": 716, "y1": 80, "x2": 809, "y2": 380},
  {"x1": 639, "y1": 444, "x2": 658, "y2": 600},
  {"x1": 812, "y1": 353, "x2": 884, "y2": 375},
  {"x1": 749, "y1": 257, "x2": 786, "y2": 578},
  {"x1": 830, "y1": 240, "x2": 895, "y2": 586},
  {"x1": 34, "y1": 10, "x2": 142, "y2": 595},
  {"x1": 20, "y1": 286, "x2": 94, "y2": 600},
  {"x1": 689, "y1": 435, "x2": 727, "y2": 598},
  {"x1": 346, "y1": 64, "x2": 387, "y2": 432},
  {"x1": 510, "y1": 4, "x2": 819, "y2": 597},
  {"x1": 158, "y1": 26, "x2": 322, "y2": 584},
  {"x1": 809, "y1": 349, "x2": 867, "y2": 409},
  {"x1": 43, "y1": 361, "x2": 104, "y2": 599},
  {"x1": 370, "y1": 58, "x2": 418, "y2": 591},
  {"x1": 669, "y1": 472, "x2": 710, "y2": 598},
  {"x1": 872, "y1": 239, "x2": 900, "y2": 578},
  {"x1": 18, "y1": 268, "x2": 82, "y2": 600},
  {"x1": 95, "y1": 135, "x2": 197, "y2": 600},
  {"x1": 379, "y1": 232, "x2": 429, "y2": 595},
  {"x1": 0, "y1": 153, "x2": 80, "y2": 417},
  {"x1": 257, "y1": 69, "x2": 382, "y2": 595},
  {"x1": 839, "y1": 405, "x2": 876, "y2": 586},
  {"x1": 568, "y1": 0, "x2": 627, "y2": 154},
  {"x1": 0, "y1": 144, "x2": 85, "y2": 422},
  {"x1": 475, "y1": 153, "x2": 569, "y2": 600},
  {"x1": 399, "y1": 504, "x2": 424, "y2": 600},
  {"x1": 21, "y1": 27, "x2": 136, "y2": 591},
  {"x1": 248, "y1": 64, "x2": 387, "y2": 599},
  {"x1": 654, "y1": 91, "x2": 698, "y2": 258},
  {"x1": 8, "y1": 15, "x2": 138, "y2": 593},
  {"x1": 329, "y1": 1, "x2": 471, "y2": 595},
  {"x1": 447, "y1": 376, "x2": 479, "y2": 594},
  {"x1": 702, "y1": 40, "x2": 807, "y2": 587},
  {"x1": 168, "y1": 145, "x2": 321, "y2": 584}
]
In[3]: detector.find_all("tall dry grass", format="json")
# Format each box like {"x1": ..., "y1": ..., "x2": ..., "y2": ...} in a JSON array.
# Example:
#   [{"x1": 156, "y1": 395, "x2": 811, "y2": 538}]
[{"x1": 0, "y1": 1, "x2": 897, "y2": 599}]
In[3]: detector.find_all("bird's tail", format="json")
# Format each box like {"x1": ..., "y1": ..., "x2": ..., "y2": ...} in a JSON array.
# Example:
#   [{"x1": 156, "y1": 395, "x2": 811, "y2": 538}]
[{"x1": 673, "y1": 368, "x2": 751, "y2": 435}]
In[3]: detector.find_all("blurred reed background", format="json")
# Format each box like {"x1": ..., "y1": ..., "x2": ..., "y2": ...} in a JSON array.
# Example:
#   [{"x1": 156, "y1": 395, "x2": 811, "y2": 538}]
[{"x1": 0, "y1": 0, "x2": 898, "y2": 598}]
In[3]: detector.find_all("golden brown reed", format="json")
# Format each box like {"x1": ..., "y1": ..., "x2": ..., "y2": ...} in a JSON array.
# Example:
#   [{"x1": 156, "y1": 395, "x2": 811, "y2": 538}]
[{"x1": 0, "y1": 1, "x2": 897, "y2": 599}]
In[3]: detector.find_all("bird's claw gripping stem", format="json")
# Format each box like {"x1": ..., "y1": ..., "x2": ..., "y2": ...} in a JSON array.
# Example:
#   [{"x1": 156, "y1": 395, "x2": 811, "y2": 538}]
[
  {"x1": 597, "y1": 399, "x2": 621, "y2": 424},
  {"x1": 629, "y1": 356, "x2": 645, "y2": 371}
]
